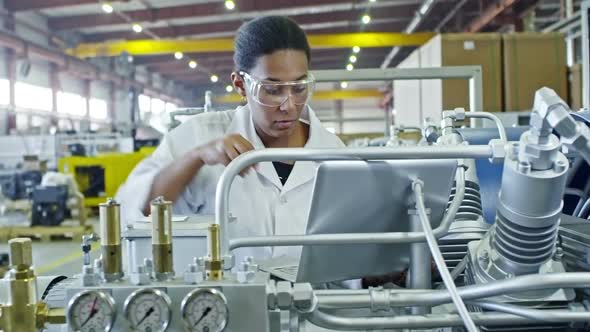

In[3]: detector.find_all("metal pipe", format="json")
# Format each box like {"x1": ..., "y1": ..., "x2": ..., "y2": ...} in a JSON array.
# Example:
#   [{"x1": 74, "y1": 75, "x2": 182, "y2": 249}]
[
  {"x1": 414, "y1": 181, "x2": 478, "y2": 332},
  {"x1": 305, "y1": 308, "x2": 590, "y2": 330},
  {"x1": 435, "y1": 0, "x2": 469, "y2": 31},
  {"x1": 464, "y1": 112, "x2": 508, "y2": 143},
  {"x1": 227, "y1": 166, "x2": 467, "y2": 252},
  {"x1": 469, "y1": 300, "x2": 580, "y2": 323},
  {"x1": 408, "y1": 209, "x2": 431, "y2": 315},
  {"x1": 542, "y1": 11, "x2": 581, "y2": 32},
  {"x1": 315, "y1": 272, "x2": 590, "y2": 308}
]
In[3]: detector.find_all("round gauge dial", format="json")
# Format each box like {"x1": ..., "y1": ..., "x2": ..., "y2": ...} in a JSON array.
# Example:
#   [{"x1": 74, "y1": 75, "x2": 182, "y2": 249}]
[
  {"x1": 67, "y1": 290, "x2": 116, "y2": 332},
  {"x1": 181, "y1": 288, "x2": 229, "y2": 332},
  {"x1": 124, "y1": 288, "x2": 172, "y2": 332}
]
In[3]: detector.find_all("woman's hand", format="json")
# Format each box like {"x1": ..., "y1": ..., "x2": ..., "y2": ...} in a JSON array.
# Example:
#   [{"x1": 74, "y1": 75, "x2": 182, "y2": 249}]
[{"x1": 197, "y1": 134, "x2": 256, "y2": 174}]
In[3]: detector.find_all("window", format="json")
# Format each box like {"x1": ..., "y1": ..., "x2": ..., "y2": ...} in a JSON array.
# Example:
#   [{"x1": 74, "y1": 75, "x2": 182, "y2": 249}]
[
  {"x1": 0, "y1": 79, "x2": 10, "y2": 105},
  {"x1": 151, "y1": 98, "x2": 165, "y2": 115},
  {"x1": 58, "y1": 118, "x2": 73, "y2": 131},
  {"x1": 89, "y1": 98, "x2": 108, "y2": 120},
  {"x1": 165, "y1": 102, "x2": 177, "y2": 113},
  {"x1": 57, "y1": 91, "x2": 87, "y2": 116},
  {"x1": 16, "y1": 113, "x2": 28, "y2": 130},
  {"x1": 139, "y1": 94, "x2": 151, "y2": 113},
  {"x1": 15, "y1": 82, "x2": 52, "y2": 111},
  {"x1": 31, "y1": 115, "x2": 46, "y2": 127}
]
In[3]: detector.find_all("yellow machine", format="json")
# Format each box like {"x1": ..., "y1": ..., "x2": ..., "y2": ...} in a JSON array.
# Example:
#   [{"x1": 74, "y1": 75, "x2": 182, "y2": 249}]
[{"x1": 58, "y1": 147, "x2": 155, "y2": 207}]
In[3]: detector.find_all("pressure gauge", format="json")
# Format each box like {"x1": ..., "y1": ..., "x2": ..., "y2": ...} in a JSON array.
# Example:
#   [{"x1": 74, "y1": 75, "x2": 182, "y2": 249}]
[
  {"x1": 181, "y1": 288, "x2": 229, "y2": 332},
  {"x1": 67, "y1": 290, "x2": 116, "y2": 332},
  {"x1": 124, "y1": 288, "x2": 172, "y2": 332}
]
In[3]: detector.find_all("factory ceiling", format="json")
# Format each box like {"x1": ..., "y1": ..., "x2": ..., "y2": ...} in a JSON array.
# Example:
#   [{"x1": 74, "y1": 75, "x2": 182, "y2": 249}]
[{"x1": 4, "y1": 0, "x2": 582, "y2": 91}]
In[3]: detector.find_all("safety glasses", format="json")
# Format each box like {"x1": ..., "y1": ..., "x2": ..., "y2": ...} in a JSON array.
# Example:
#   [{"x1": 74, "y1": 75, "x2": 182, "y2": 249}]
[{"x1": 240, "y1": 71, "x2": 315, "y2": 107}]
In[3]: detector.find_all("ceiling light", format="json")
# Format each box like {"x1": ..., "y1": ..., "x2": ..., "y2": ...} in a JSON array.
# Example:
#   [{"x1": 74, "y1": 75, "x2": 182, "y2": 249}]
[
  {"x1": 101, "y1": 3, "x2": 114, "y2": 13},
  {"x1": 210, "y1": 75, "x2": 219, "y2": 83},
  {"x1": 349, "y1": 55, "x2": 357, "y2": 63},
  {"x1": 352, "y1": 46, "x2": 361, "y2": 53},
  {"x1": 132, "y1": 23, "x2": 143, "y2": 33},
  {"x1": 174, "y1": 52, "x2": 183, "y2": 60},
  {"x1": 225, "y1": 0, "x2": 236, "y2": 10},
  {"x1": 226, "y1": 85, "x2": 233, "y2": 93},
  {"x1": 340, "y1": 81, "x2": 348, "y2": 89},
  {"x1": 369, "y1": 0, "x2": 377, "y2": 2},
  {"x1": 127, "y1": 55, "x2": 133, "y2": 63},
  {"x1": 361, "y1": 14, "x2": 371, "y2": 24},
  {"x1": 188, "y1": 60, "x2": 197, "y2": 69},
  {"x1": 346, "y1": 64, "x2": 354, "y2": 71}
]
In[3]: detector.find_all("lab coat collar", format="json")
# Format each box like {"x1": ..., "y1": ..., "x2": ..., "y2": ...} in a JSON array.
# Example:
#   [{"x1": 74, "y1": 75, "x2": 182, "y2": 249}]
[{"x1": 226, "y1": 104, "x2": 326, "y2": 192}]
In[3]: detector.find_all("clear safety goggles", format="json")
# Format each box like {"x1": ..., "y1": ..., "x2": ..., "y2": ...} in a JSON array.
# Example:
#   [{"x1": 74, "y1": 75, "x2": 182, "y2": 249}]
[{"x1": 240, "y1": 71, "x2": 315, "y2": 107}]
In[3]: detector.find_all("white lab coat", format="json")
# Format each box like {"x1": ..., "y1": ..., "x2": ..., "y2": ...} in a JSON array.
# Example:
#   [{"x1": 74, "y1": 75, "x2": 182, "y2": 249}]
[{"x1": 116, "y1": 104, "x2": 344, "y2": 264}]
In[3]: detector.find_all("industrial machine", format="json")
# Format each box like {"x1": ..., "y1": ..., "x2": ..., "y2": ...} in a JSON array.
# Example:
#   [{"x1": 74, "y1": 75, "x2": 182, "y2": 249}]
[
  {"x1": 30, "y1": 185, "x2": 69, "y2": 227},
  {"x1": 58, "y1": 148, "x2": 154, "y2": 208},
  {"x1": 0, "y1": 169, "x2": 42, "y2": 201},
  {"x1": 4, "y1": 87, "x2": 590, "y2": 332}
]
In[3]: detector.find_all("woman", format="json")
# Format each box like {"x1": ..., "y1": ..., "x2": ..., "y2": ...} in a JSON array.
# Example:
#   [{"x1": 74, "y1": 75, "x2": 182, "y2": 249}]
[{"x1": 117, "y1": 16, "x2": 344, "y2": 264}]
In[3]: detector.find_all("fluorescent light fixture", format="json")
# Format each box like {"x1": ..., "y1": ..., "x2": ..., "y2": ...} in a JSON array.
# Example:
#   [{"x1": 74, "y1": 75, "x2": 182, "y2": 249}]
[
  {"x1": 132, "y1": 23, "x2": 143, "y2": 33},
  {"x1": 101, "y1": 3, "x2": 114, "y2": 13},
  {"x1": 225, "y1": 0, "x2": 236, "y2": 10}
]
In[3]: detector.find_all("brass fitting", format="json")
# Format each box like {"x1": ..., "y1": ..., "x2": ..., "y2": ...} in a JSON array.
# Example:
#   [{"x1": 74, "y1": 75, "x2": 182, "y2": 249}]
[
  {"x1": 1, "y1": 238, "x2": 37, "y2": 332},
  {"x1": 206, "y1": 224, "x2": 224, "y2": 281},
  {"x1": 151, "y1": 196, "x2": 174, "y2": 281},
  {"x1": 0, "y1": 239, "x2": 67, "y2": 332},
  {"x1": 99, "y1": 198, "x2": 123, "y2": 282}
]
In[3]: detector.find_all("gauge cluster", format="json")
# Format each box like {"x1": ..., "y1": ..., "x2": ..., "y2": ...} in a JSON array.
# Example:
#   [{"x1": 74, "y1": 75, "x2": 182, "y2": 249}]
[{"x1": 65, "y1": 285, "x2": 250, "y2": 332}]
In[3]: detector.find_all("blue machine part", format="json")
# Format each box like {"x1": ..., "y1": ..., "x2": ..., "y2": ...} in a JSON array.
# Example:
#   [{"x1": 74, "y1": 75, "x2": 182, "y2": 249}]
[{"x1": 457, "y1": 127, "x2": 529, "y2": 224}]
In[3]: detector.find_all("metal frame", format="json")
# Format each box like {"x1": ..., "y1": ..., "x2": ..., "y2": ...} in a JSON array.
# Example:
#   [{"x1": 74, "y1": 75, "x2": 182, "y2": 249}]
[
  {"x1": 582, "y1": 1, "x2": 589, "y2": 108},
  {"x1": 312, "y1": 67, "x2": 484, "y2": 126},
  {"x1": 215, "y1": 145, "x2": 493, "y2": 261}
]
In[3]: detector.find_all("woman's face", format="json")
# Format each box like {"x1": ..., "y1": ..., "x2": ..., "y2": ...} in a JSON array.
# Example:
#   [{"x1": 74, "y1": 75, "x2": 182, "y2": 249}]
[{"x1": 234, "y1": 50, "x2": 309, "y2": 139}]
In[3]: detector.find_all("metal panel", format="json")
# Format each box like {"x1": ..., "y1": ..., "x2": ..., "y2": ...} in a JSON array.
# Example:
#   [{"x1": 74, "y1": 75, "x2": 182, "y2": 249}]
[{"x1": 583, "y1": 1, "x2": 590, "y2": 108}]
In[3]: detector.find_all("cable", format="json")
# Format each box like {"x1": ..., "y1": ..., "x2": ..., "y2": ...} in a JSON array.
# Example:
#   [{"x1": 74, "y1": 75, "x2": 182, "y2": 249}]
[
  {"x1": 414, "y1": 180, "x2": 479, "y2": 332},
  {"x1": 577, "y1": 198, "x2": 590, "y2": 218}
]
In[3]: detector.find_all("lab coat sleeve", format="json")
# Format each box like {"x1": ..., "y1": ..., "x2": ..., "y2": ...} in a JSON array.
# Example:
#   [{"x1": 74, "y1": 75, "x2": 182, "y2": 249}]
[{"x1": 116, "y1": 134, "x2": 206, "y2": 226}]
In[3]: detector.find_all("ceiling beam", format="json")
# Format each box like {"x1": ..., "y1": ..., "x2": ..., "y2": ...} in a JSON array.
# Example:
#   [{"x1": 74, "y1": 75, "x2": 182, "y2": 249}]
[
  {"x1": 68, "y1": 32, "x2": 434, "y2": 58},
  {"x1": 49, "y1": 0, "x2": 420, "y2": 31},
  {"x1": 464, "y1": 0, "x2": 518, "y2": 32},
  {"x1": 215, "y1": 89, "x2": 383, "y2": 104},
  {"x1": 80, "y1": 8, "x2": 414, "y2": 43},
  {"x1": 135, "y1": 48, "x2": 391, "y2": 66},
  {"x1": 5, "y1": 0, "x2": 126, "y2": 12}
]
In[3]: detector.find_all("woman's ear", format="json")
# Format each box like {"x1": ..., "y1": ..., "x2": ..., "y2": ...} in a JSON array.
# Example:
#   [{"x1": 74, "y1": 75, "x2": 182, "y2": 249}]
[{"x1": 231, "y1": 72, "x2": 247, "y2": 97}]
